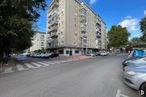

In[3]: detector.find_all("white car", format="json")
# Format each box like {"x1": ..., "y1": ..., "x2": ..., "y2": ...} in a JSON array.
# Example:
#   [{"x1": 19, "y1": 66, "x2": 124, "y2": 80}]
[
  {"x1": 15, "y1": 54, "x2": 27, "y2": 61},
  {"x1": 86, "y1": 53, "x2": 96, "y2": 57},
  {"x1": 99, "y1": 51, "x2": 109, "y2": 56},
  {"x1": 123, "y1": 64, "x2": 146, "y2": 97}
]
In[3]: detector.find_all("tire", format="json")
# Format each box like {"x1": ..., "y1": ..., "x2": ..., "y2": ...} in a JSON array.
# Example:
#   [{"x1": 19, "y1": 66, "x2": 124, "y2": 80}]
[{"x1": 140, "y1": 83, "x2": 146, "y2": 97}]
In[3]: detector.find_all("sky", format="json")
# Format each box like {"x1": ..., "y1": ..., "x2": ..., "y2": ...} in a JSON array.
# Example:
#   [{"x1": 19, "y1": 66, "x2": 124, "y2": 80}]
[{"x1": 37, "y1": 0, "x2": 146, "y2": 39}]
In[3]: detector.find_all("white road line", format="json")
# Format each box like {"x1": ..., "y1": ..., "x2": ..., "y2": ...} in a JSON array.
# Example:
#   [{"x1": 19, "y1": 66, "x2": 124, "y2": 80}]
[
  {"x1": 49, "y1": 61, "x2": 61, "y2": 64},
  {"x1": 116, "y1": 89, "x2": 129, "y2": 97},
  {"x1": 16, "y1": 64, "x2": 26, "y2": 71},
  {"x1": 37, "y1": 62, "x2": 49, "y2": 66},
  {"x1": 116, "y1": 89, "x2": 121, "y2": 97},
  {"x1": 4, "y1": 67, "x2": 13, "y2": 73},
  {"x1": 31, "y1": 62, "x2": 42, "y2": 67},
  {"x1": 41, "y1": 61, "x2": 55, "y2": 64},
  {"x1": 25, "y1": 63, "x2": 37, "y2": 69}
]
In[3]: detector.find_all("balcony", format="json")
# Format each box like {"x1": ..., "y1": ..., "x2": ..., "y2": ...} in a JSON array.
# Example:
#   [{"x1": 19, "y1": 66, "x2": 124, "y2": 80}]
[
  {"x1": 49, "y1": 38, "x2": 58, "y2": 48},
  {"x1": 96, "y1": 32, "x2": 101, "y2": 38},
  {"x1": 48, "y1": 20, "x2": 58, "y2": 27},
  {"x1": 51, "y1": 0, "x2": 59, "y2": 10},
  {"x1": 48, "y1": 12, "x2": 59, "y2": 22},
  {"x1": 81, "y1": 27, "x2": 86, "y2": 32},
  {"x1": 80, "y1": 19, "x2": 86, "y2": 23},
  {"x1": 48, "y1": 25, "x2": 58, "y2": 33},
  {"x1": 50, "y1": 32, "x2": 58, "y2": 38},
  {"x1": 48, "y1": 9, "x2": 58, "y2": 17},
  {"x1": 82, "y1": 34, "x2": 87, "y2": 38}
]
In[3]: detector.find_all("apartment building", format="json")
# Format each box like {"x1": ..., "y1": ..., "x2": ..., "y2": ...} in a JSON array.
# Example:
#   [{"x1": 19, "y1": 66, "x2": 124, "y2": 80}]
[
  {"x1": 29, "y1": 32, "x2": 48, "y2": 52},
  {"x1": 47, "y1": 0, "x2": 107, "y2": 56}
]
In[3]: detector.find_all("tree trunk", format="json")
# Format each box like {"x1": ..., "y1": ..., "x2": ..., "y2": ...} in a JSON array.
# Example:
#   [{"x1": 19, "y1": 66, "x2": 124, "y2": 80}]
[
  {"x1": 0, "y1": 51, "x2": 4, "y2": 73},
  {"x1": 0, "y1": 51, "x2": 4, "y2": 63}
]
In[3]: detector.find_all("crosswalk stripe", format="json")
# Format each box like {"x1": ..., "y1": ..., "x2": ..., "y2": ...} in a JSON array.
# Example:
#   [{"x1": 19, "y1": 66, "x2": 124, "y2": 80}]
[
  {"x1": 41, "y1": 61, "x2": 50, "y2": 64},
  {"x1": 25, "y1": 63, "x2": 37, "y2": 68},
  {"x1": 31, "y1": 62, "x2": 42, "y2": 67},
  {"x1": 16, "y1": 64, "x2": 26, "y2": 71},
  {"x1": 4, "y1": 67, "x2": 13, "y2": 73},
  {"x1": 37, "y1": 62, "x2": 49, "y2": 66},
  {"x1": 50, "y1": 61, "x2": 62, "y2": 64}
]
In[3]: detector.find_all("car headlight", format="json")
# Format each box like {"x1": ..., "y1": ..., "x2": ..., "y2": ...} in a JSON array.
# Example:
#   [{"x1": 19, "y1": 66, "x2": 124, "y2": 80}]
[
  {"x1": 126, "y1": 71, "x2": 136, "y2": 76},
  {"x1": 124, "y1": 60, "x2": 128, "y2": 64}
]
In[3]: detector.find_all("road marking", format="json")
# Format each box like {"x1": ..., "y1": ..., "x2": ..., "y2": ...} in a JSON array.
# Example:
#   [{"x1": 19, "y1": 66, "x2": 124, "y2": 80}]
[
  {"x1": 31, "y1": 62, "x2": 42, "y2": 67},
  {"x1": 49, "y1": 61, "x2": 61, "y2": 64},
  {"x1": 16, "y1": 64, "x2": 26, "y2": 71},
  {"x1": 37, "y1": 62, "x2": 49, "y2": 67},
  {"x1": 116, "y1": 89, "x2": 129, "y2": 97},
  {"x1": 4, "y1": 67, "x2": 13, "y2": 73},
  {"x1": 25, "y1": 63, "x2": 37, "y2": 69}
]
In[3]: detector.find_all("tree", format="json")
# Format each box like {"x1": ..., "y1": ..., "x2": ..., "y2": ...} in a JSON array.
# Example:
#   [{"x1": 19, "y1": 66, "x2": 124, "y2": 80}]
[
  {"x1": 140, "y1": 17, "x2": 146, "y2": 42},
  {"x1": 108, "y1": 25, "x2": 130, "y2": 48},
  {"x1": 0, "y1": 0, "x2": 47, "y2": 63},
  {"x1": 140, "y1": 16, "x2": 146, "y2": 34},
  {"x1": 130, "y1": 37, "x2": 141, "y2": 47}
]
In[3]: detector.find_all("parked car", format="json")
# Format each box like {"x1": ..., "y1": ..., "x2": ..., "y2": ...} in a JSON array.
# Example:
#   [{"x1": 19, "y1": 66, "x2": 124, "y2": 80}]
[
  {"x1": 30, "y1": 52, "x2": 52, "y2": 58},
  {"x1": 99, "y1": 51, "x2": 109, "y2": 56},
  {"x1": 128, "y1": 49, "x2": 146, "y2": 58},
  {"x1": 122, "y1": 49, "x2": 146, "y2": 68},
  {"x1": 122, "y1": 64, "x2": 146, "y2": 97},
  {"x1": 122, "y1": 56, "x2": 145, "y2": 68},
  {"x1": 86, "y1": 53, "x2": 97, "y2": 57},
  {"x1": 50, "y1": 53, "x2": 59, "y2": 58},
  {"x1": 15, "y1": 54, "x2": 28, "y2": 61}
]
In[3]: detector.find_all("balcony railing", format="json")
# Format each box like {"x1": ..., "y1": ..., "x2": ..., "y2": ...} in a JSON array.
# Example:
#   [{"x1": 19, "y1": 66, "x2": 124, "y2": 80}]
[
  {"x1": 49, "y1": 38, "x2": 58, "y2": 48},
  {"x1": 48, "y1": 26, "x2": 58, "y2": 33},
  {"x1": 50, "y1": 32, "x2": 58, "y2": 38},
  {"x1": 81, "y1": 27, "x2": 86, "y2": 32},
  {"x1": 48, "y1": 20, "x2": 58, "y2": 27},
  {"x1": 51, "y1": 0, "x2": 59, "y2": 10}
]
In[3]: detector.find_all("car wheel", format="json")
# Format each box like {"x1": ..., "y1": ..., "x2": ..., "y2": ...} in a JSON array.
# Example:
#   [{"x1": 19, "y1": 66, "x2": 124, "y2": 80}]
[{"x1": 140, "y1": 83, "x2": 146, "y2": 97}]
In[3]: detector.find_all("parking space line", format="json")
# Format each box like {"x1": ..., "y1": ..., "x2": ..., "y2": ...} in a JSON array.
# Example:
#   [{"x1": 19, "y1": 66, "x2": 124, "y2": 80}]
[
  {"x1": 116, "y1": 89, "x2": 129, "y2": 97},
  {"x1": 116, "y1": 89, "x2": 121, "y2": 97}
]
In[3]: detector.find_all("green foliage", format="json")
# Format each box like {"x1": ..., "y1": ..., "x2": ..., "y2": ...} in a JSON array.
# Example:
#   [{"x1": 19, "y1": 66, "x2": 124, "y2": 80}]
[
  {"x1": 0, "y1": 0, "x2": 46, "y2": 52},
  {"x1": 0, "y1": 0, "x2": 47, "y2": 62},
  {"x1": 140, "y1": 16, "x2": 146, "y2": 34},
  {"x1": 129, "y1": 37, "x2": 141, "y2": 47},
  {"x1": 108, "y1": 25, "x2": 130, "y2": 47}
]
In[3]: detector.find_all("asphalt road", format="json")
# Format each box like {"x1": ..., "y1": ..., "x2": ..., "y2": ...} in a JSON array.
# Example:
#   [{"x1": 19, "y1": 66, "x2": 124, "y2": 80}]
[{"x1": 0, "y1": 55, "x2": 141, "y2": 97}]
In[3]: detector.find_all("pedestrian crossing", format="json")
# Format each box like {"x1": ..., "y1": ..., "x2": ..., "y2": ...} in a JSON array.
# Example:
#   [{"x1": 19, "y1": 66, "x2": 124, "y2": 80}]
[
  {"x1": 1, "y1": 60, "x2": 71, "y2": 74},
  {"x1": 4, "y1": 67, "x2": 13, "y2": 74},
  {"x1": 16, "y1": 64, "x2": 27, "y2": 71},
  {"x1": 25, "y1": 63, "x2": 37, "y2": 69}
]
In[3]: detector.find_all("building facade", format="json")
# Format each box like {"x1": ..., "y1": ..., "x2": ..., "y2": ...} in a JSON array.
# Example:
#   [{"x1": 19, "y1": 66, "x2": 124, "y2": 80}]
[
  {"x1": 47, "y1": 0, "x2": 107, "y2": 56},
  {"x1": 29, "y1": 32, "x2": 48, "y2": 52}
]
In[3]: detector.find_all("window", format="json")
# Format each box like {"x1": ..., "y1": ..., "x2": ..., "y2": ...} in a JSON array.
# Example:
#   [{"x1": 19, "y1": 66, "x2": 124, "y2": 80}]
[
  {"x1": 66, "y1": 50, "x2": 69, "y2": 54},
  {"x1": 59, "y1": 50, "x2": 64, "y2": 54},
  {"x1": 75, "y1": 50, "x2": 79, "y2": 54}
]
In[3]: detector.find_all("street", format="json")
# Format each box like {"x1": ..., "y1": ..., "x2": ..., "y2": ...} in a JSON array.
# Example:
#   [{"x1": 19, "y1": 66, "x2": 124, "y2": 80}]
[{"x1": 0, "y1": 55, "x2": 141, "y2": 97}]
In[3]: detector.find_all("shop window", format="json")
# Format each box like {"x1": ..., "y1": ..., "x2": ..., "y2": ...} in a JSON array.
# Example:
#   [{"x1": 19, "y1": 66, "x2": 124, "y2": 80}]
[
  {"x1": 66, "y1": 50, "x2": 69, "y2": 54},
  {"x1": 59, "y1": 50, "x2": 64, "y2": 54},
  {"x1": 75, "y1": 50, "x2": 79, "y2": 54}
]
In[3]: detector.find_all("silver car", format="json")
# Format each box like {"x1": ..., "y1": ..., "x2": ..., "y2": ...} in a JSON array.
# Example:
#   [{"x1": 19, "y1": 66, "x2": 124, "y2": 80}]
[{"x1": 123, "y1": 64, "x2": 146, "y2": 96}]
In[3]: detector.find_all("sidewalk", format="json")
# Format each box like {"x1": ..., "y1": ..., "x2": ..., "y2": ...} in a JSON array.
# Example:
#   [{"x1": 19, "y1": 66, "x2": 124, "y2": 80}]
[{"x1": 0, "y1": 55, "x2": 92, "y2": 74}]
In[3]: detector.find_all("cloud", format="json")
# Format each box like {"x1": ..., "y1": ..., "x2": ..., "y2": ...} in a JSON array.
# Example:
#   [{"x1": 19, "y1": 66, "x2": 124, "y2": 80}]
[
  {"x1": 124, "y1": 16, "x2": 132, "y2": 19},
  {"x1": 144, "y1": 10, "x2": 146, "y2": 15},
  {"x1": 90, "y1": 0, "x2": 97, "y2": 4},
  {"x1": 119, "y1": 16, "x2": 140, "y2": 32}
]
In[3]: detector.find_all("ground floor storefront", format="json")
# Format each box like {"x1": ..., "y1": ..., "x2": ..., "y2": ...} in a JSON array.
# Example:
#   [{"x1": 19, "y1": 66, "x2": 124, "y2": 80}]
[{"x1": 47, "y1": 47, "x2": 102, "y2": 56}]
